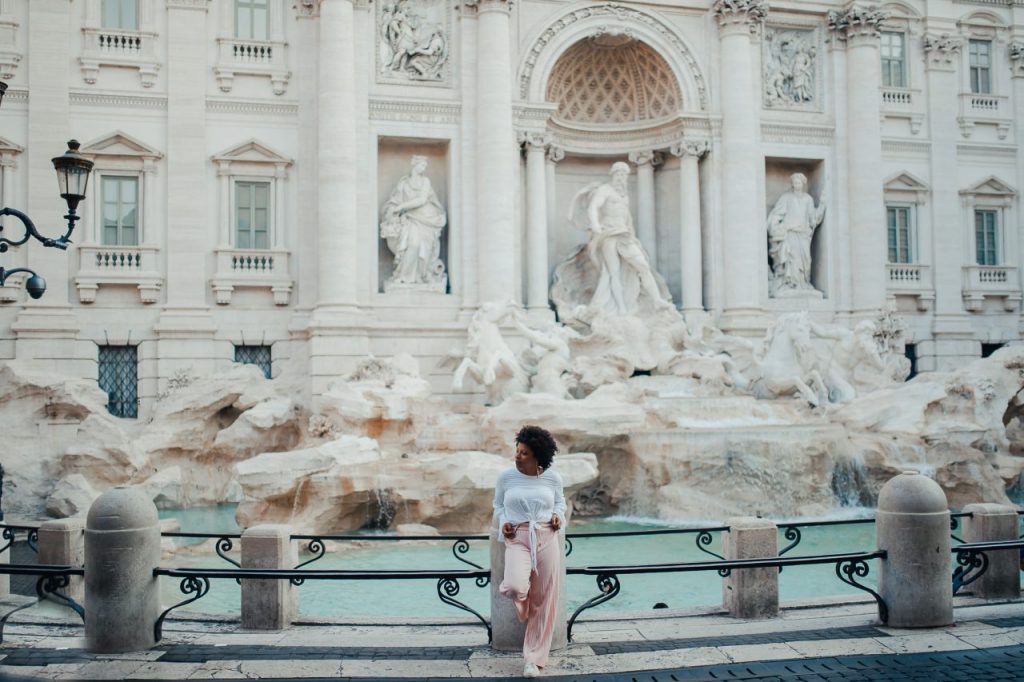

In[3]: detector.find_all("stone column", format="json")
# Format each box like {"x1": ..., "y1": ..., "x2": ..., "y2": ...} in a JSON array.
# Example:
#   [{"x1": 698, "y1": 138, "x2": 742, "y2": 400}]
[
  {"x1": 876, "y1": 471, "x2": 952, "y2": 627},
  {"x1": 521, "y1": 133, "x2": 552, "y2": 319},
  {"x1": 712, "y1": 0, "x2": 768, "y2": 334},
  {"x1": 241, "y1": 525, "x2": 297, "y2": 629},
  {"x1": 473, "y1": 0, "x2": 517, "y2": 304},
  {"x1": 38, "y1": 518, "x2": 86, "y2": 603},
  {"x1": 316, "y1": 0, "x2": 359, "y2": 313},
  {"x1": 293, "y1": 2, "x2": 319, "y2": 310},
  {"x1": 628, "y1": 150, "x2": 660, "y2": 265},
  {"x1": 830, "y1": 6, "x2": 888, "y2": 318},
  {"x1": 919, "y1": 34, "x2": 971, "y2": 371},
  {"x1": 722, "y1": 517, "x2": 778, "y2": 618},
  {"x1": 84, "y1": 487, "x2": 161, "y2": 653},
  {"x1": 961, "y1": 503, "x2": 1020, "y2": 600},
  {"x1": 489, "y1": 518, "x2": 567, "y2": 652},
  {"x1": 671, "y1": 140, "x2": 709, "y2": 316}
]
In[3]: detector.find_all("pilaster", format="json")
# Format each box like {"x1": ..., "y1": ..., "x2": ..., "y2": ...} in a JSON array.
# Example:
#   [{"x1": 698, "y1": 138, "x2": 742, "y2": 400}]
[
  {"x1": 828, "y1": 4, "x2": 889, "y2": 319},
  {"x1": 520, "y1": 131, "x2": 553, "y2": 320},
  {"x1": 472, "y1": 0, "x2": 517, "y2": 305},
  {"x1": 713, "y1": 0, "x2": 769, "y2": 334},
  {"x1": 628, "y1": 150, "x2": 661, "y2": 267},
  {"x1": 921, "y1": 33, "x2": 974, "y2": 367}
]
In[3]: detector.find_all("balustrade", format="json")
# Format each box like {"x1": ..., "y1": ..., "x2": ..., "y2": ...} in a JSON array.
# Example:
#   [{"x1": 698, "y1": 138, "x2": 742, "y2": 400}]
[
  {"x1": 962, "y1": 264, "x2": 1020, "y2": 312},
  {"x1": 75, "y1": 244, "x2": 162, "y2": 304}
]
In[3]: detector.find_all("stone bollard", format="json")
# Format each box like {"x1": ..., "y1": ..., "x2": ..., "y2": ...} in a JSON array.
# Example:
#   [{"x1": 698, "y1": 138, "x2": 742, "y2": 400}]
[
  {"x1": 241, "y1": 525, "x2": 296, "y2": 629},
  {"x1": 962, "y1": 503, "x2": 1020, "y2": 599},
  {"x1": 85, "y1": 487, "x2": 161, "y2": 653},
  {"x1": 0, "y1": 530, "x2": 8, "y2": 598},
  {"x1": 722, "y1": 517, "x2": 778, "y2": 619},
  {"x1": 38, "y1": 517, "x2": 86, "y2": 603},
  {"x1": 876, "y1": 471, "x2": 952, "y2": 627},
  {"x1": 489, "y1": 517, "x2": 567, "y2": 651}
]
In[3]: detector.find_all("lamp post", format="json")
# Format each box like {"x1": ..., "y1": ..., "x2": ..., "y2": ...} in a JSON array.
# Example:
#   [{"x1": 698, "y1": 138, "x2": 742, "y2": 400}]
[{"x1": 0, "y1": 82, "x2": 94, "y2": 298}]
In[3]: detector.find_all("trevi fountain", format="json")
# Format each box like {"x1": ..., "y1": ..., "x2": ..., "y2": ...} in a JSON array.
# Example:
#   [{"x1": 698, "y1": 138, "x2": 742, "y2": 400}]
[{"x1": 2, "y1": 158, "x2": 1021, "y2": 533}]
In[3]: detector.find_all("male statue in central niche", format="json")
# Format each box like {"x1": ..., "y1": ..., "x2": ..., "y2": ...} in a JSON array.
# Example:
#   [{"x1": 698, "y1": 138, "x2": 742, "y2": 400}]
[
  {"x1": 380, "y1": 155, "x2": 447, "y2": 292},
  {"x1": 567, "y1": 162, "x2": 672, "y2": 317},
  {"x1": 767, "y1": 172, "x2": 826, "y2": 295}
]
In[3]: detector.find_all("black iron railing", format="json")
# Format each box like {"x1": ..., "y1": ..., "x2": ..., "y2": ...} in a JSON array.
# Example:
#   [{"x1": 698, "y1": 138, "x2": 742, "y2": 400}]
[
  {"x1": 951, "y1": 539, "x2": 1024, "y2": 595},
  {"x1": 564, "y1": 550, "x2": 888, "y2": 641},
  {"x1": 0, "y1": 564, "x2": 85, "y2": 643},
  {"x1": 152, "y1": 566, "x2": 491, "y2": 643},
  {"x1": 0, "y1": 525, "x2": 39, "y2": 554}
]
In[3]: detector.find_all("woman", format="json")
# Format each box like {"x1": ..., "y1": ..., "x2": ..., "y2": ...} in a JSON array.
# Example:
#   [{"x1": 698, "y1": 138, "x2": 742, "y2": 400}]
[{"x1": 493, "y1": 425, "x2": 567, "y2": 678}]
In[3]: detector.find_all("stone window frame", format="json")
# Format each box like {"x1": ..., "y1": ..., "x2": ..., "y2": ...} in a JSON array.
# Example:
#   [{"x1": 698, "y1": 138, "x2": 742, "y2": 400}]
[
  {"x1": 234, "y1": 0, "x2": 270, "y2": 41},
  {"x1": 956, "y1": 10, "x2": 1009, "y2": 99},
  {"x1": 973, "y1": 208, "x2": 1000, "y2": 266},
  {"x1": 212, "y1": 140, "x2": 292, "y2": 252},
  {"x1": 880, "y1": 30, "x2": 909, "y2": 89},
  {"x1": 959, "y1": 176, "x2": 1017, "y2": 268},
  {"x1": 79, "y1": 132, "x2": 162, "y2": 248},
  {"x1": 883, "y1": 171, "x2": 929, "y2": 266}
]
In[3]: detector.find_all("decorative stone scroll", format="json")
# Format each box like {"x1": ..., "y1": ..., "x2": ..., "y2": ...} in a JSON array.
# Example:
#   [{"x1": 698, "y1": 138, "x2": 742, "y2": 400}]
[
  {"x1": 377, "y1": 0, "x2": 450, "y2": 83},
  {"x1": 763, "y1": 28, "x2": 818, "y2": 108}
]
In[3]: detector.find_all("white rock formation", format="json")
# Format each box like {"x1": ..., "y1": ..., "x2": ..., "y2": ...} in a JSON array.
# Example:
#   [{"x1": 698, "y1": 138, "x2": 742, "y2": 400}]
[{"x1": 234, "y1": 438, "x2": 599, "y2": 533}]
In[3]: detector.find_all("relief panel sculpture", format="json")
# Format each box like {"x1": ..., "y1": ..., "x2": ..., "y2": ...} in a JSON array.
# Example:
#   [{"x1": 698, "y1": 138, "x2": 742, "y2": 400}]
[
  {"x1": 380, "y1": 155, "x2": 448, "y2": 292},
  {"x1": 377, "y1": 0, "x2": 450, "y2": 83},
  {"x1": 763, "y1": 27, "x2": 818, "y2": 108}
]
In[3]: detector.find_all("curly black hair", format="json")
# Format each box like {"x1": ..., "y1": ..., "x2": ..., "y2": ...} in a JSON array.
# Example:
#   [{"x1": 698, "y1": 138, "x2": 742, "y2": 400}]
[{"x1": 515, "y1": 425, "x2": 558, "y2": 471}]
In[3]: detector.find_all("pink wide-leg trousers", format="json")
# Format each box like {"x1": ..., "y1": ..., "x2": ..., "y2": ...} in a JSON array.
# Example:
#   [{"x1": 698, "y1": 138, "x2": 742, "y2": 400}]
[{"x1": 498, "y1": 522, "x2": 562, "y2": 667}]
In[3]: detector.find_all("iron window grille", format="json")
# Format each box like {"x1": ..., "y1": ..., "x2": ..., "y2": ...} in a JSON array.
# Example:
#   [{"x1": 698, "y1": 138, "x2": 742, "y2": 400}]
[
  {"x1": 234, "y1": 344, "x2": 271, "y2": 379},
  {"x1": 98, "y1": 345, "x2": 138, "y2": 418}
]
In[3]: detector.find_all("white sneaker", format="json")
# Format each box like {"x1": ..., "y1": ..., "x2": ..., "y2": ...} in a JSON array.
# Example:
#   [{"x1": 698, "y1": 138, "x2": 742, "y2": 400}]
[{"x1": 523, "y1": 662, "x2": 540, "y2": 678}]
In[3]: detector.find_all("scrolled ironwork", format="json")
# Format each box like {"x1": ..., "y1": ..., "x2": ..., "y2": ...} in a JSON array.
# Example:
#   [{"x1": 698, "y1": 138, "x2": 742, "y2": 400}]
[
  {"x1": 717, "y1": 567, "x2": 731, "y2": 577},
  {"x1": 0, "y1": 571, "x2": 85, "y2": 644},
  {"x1": 835, "y1": 558, "x2": 887, "y2": 623},
  {"x1": 779, "y1": 526, "x2": 802, "y2": 556},
  {"x1": 567, "y1": 572, "x2": 621, "y2": 641},
  {"x1": 292, "y1": 538, "x2": 327, "y2": 585},
  {"x1": 215, "y1": 536, "x2": 240, "y2": 568},
  {"x1": 154, "y1": 575, "x2": 211, "y2": 642},
  {"x1": 952, "y1": 549, "x2": 988, "y2": 595},
  {"x1": 565, "y1": 537, "x2": 573, "y2": 557},
  {"x1": 950, "y1": 516, "x2": 964, "y2": 544},
  {"x1": 0, "y1": 527, "x2": 15, "y2": 554},
  {"x1": 436, "y1": 577, "x2": 491, "y2": 643},
  {"x1": 695, "y1": 530, "x2": 724, "y2": 560},
  {"x1": 450, "y1": 538, "x2": 484, "y2": 570}
]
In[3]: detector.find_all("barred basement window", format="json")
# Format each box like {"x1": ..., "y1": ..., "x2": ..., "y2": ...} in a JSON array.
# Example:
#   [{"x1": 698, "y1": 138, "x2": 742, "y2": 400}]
[
  {"x1": 98, "y1": 345, "x2": 138, "y2": 418},
  {"x1": 235, "y1": 344, "x2": 272, "y2": 379}
]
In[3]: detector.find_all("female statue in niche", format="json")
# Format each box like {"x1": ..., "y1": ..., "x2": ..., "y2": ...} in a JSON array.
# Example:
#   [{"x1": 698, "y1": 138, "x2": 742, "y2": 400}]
[
  {"x1": 767, "y1": 172, "x2": 825, "y2": 296},
  {"x1": 380, "y1": 155, "x2": 448, "y2": 292}
]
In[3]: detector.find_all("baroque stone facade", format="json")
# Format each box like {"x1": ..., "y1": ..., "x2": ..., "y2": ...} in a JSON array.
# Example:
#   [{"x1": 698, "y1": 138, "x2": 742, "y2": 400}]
[{"x1": 0, "y1": 0, "x2": 1021, "y2": 417}]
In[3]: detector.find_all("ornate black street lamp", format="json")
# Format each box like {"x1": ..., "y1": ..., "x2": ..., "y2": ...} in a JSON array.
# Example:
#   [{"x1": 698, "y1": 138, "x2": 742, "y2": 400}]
[{"x1": 0, "y1": 107, "x2": 94, "y2": 298}]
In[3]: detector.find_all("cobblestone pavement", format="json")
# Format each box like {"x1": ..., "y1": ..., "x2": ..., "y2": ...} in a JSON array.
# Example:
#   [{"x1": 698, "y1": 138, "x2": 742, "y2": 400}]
[{"x1": 2, "y1": 599, "x2": 1024, "y2": 680}]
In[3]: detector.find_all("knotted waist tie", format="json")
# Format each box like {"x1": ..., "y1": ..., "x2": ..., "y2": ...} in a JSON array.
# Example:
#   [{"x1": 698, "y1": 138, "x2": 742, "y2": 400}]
[{"x1": 515, "y1": 521, "x2": 553, "y2": 572}]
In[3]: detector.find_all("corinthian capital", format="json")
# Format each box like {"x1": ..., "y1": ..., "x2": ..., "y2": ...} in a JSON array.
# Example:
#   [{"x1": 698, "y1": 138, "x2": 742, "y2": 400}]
[
  {"x1": 712, "y1": 0, "x2": 768, "y2": 34},
  {"x1": 628, "y1": 150, "x2": 663, "y2": 167},
  {"x1": 670, "y1": 139, "x2": 711, "y2": 159},
  {"x1": 827, "y1": 5, "x2": 889, "y2": 44},
  {"x1": 517, "y1": 130, "x2": 551, "y2": 151},
  {"x1": 922, "y1": 33, "x2": 963, "y2": 71}
]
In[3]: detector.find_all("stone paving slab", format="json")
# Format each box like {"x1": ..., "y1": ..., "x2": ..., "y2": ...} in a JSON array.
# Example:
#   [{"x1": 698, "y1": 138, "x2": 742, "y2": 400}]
[{"x1": 4, "y1": 601, "x2": 1024, "y2": 680}]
